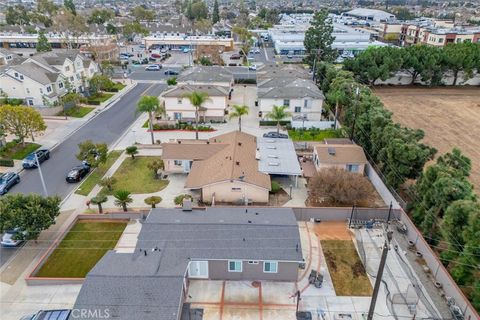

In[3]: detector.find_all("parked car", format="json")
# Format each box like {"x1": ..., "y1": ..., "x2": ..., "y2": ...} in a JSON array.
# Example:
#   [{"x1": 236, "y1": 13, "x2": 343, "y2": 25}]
[
  {"x1": 145, "y1": 64, "x2": 161, "y2": 71},
  {"x1": 65, "y1": 164, "x2": 90, "y2": 183},
  {"x1": 263, "y1": 132, "x2": 289, "y2": 139},
  {"x1": 132, "y1": 58, "x2": 148, "y2": 65},
  {"x1": 254, "y1": 48, "x2": 261, "y2": 54},
  {"x1": 151, "y1": 53, "x2": 162, "y2": 59},
  {"x1": 139, "y1": 44, "x2": 146, "y2": 49},
  {"x1": 161, "y1": 48, "x2": 168, "y2": 53},
  {"x1": 0, "y1": 172, "x2": 20, "y2": 195},
  {"x1": 287, "y1": 54, "x2": 293, "y2": 59},
  {"x1": 230, "y1": 54, "x2": 241, "y2": 60},
  {"x1": 183, "y1": 48, "x2": 190, "y2": 53},
  {"x1": 1, "y1": 228, "x2": 24, "y2": 247},
  {"x1": 248, "y1": 64, "x2": 257, "y2": 71},
  {"x1": 164, "y1": 70, "x2": 179, "y2": 75},
  {"x1": 22, "y1": 149, "x2": 50, "y2": 169}
]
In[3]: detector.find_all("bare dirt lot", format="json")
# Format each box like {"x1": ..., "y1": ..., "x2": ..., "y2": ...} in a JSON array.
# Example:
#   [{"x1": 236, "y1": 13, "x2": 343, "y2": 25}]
[
  {"x1": 376, "y1": 87, "x2": 480, "y2": 194},
  {"x1": 314, "y1": 221, "x2": 353, "y2": 240}
]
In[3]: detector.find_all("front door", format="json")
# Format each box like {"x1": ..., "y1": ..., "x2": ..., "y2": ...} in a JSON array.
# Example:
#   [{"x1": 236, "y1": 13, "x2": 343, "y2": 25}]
[{"x1": 189, "y1": 261, "x2": 208, "y2": 279}]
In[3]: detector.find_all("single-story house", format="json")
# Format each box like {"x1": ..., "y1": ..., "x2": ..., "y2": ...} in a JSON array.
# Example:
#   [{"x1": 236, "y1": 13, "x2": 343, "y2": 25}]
[
  {"x1": 177, "y1": 66, "x2": 234, "y2": 88},
  {"x1": 161, "y1": 84, "x2": 230, "y2": 122},
  {"x1": 313, "y1": 142, "x2": 368, "y2": 174},
  {"x1": 73, "y1": 207, "x2": 303, "y2": 320},
  {"x1": 162, "y1": 131, "x2": 271, "y2": 204}
]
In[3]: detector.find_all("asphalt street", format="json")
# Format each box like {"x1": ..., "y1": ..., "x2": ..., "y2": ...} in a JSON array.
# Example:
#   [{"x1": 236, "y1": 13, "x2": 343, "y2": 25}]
[{"x1": 1, "y1": 83, "x2": 166, "y2": 267}]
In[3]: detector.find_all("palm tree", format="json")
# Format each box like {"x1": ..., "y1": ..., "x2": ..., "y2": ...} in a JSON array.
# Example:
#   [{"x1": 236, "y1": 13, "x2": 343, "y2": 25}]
[
  {"x1": 137, "y1": 95, "x2": 164, "y2": 144},
  {"x1": 229, "y1": 104, "x2": 249, "y2": 132},
  {"x1": 147, "y1": 159, "x2": 164, "y2": 179},
  {"x1": 90, "y1": 194, "x2": 108, "y2": 214},
  {"x1": 113, "y1": 190, "x2": 133, "y2": 212},
  {"x1": 144, "y1": 196, "x2": 162, "y2": 208},
  {"x1": 181, "y1": 91, "x2": 211, "y2": 140},
  {"x1": 99, "y1": 177, "x2": 117, "y2": 192},
  {"x1": 266, "y1": 105, "x2": 291, "y2": 134},
  {"x1": 126, "y1": 146, "x2": 139, "y2": 159},
  {"x1": 327, "y1": 90, "x2": 348, "y2": 129}
]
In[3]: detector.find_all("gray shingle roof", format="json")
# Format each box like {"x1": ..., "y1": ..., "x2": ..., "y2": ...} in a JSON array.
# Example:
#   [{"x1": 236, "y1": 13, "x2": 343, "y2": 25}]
[
  {"x1": 11, "y1": 62, "x2": 59, "y2": 85},
  {"x1": 163, "y1": 84, "x2": 229, "y2": 97},
  {"x1": 72, "y1": 207, "x2": 302, "y2": 320},
  {"x1": 177, "y1": 66, "x2": 233, "y2": 83}
]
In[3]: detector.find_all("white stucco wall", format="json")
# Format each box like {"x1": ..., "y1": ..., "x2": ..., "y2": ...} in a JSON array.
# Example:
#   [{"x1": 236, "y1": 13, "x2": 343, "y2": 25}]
[
  {"x1": 259, "y1": 97, "x2": 323, "y2": 121},
  {"x1": 163, "y1": 95, "x2": 228, "y2": 120}
]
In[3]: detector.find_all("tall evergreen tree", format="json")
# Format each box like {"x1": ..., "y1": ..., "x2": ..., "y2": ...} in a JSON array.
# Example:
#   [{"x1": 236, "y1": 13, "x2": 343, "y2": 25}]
[
  {"x1": 212, "y1": 0, "x2": 220, "y2": 24},
  {"x1": 36, "y1": 31, "x2": 52, "y2": 52},
  {"x1": 64, "y1": 0, "x2": 76, "y2": 15},
  {"x1": 303, "y1": 9, "x2": 337, "y2": 65}
]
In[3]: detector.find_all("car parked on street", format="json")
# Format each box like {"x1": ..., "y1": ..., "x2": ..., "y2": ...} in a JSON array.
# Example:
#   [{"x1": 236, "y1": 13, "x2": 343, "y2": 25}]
[
  {"x1": 1, "y1": 228, "x2": 24, "y2": 247},
  {"x1": 164, "y1": 70, "x2": 179, "y2": 75},
  {"x1": 248, "y1": 64, "x2": 257, "y2": 71},
  {"x1": 65, "y1": 164, "x2": 90, "y2": 183},
  {"x1": 145, "y1": 64, "x2": 161, "y2": 71},
  {"x1": 230, "y1": 54, "x2": 241, "y2": 60},
  {"x1": 263, "y1": 132, "x2": 289, "y2": 139},
  {"x1": 0, "y1": 172, "x2": 20, "y2": 195},
  {"x1": 254, "y1": 48, "x2": 261, "y2": 54},
  {"x1": 22, "y1": 149, "x2": 50, "y2": 169}
]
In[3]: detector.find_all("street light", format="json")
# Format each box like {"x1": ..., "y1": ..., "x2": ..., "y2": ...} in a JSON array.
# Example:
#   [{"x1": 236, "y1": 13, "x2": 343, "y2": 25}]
[{"x1": 35, "y1": 152, "x2": 48, "y2": 197}]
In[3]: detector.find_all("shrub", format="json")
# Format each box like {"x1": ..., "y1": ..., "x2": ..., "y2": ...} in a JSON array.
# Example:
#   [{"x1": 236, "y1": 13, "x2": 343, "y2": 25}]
[
  {"x1": 259, "y1": 120, "x2": 290, "y2": 126},
  {"x1": 174, "y1": 194, "x2": 193, "y2": 205},
  {"x1": 270, "y1": 181, "x2": 282, "y2": 193},
  {"x1": 166, "y1": 77, "x2": 177, "y2": 86},
  {"x1": 235, "y1": 78, "x2": 256, "y2": 84},
  {"x1": 0, "y1": 158, "x2": 14, "y2": 167}
]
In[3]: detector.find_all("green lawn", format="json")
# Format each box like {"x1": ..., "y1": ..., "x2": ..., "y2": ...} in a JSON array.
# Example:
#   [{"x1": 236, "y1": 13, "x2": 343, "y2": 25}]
[
  {"x1": 61, "y1": 106, "x2": 95, "y2": 118},
  {"x1": 0, "y1": 142, "x2": 41, "y2": 160},
  {"x1": 321, "y1": 240, "x2": 373, "y2": 296},
  {"x1": 112, "y1": 82, "x2": 126, "y2": 91},
  {"x1": 86, "y1": 92, "x2": 114, "y2": 105},
  {"x1": 103, "y1": 156, "x2": 169, "y2": 194},
  {"x1": 288, "y1": 128, "x2": 344, "y2": 142},
  {"x1": 75, "y1": 151, "x2": 122, "y2": 196},
  {"x1": 35, "y1": 221, "x2": 127, "y2": 278}
]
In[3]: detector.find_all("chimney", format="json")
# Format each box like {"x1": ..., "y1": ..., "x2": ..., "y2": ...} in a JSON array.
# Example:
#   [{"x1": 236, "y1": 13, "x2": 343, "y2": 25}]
[
  {"x1": 182, "y1": 198, "x2": 192, "y2": 211},
  {"x1": 236, "y1": 161, "x2": 240, "y2": 165}
]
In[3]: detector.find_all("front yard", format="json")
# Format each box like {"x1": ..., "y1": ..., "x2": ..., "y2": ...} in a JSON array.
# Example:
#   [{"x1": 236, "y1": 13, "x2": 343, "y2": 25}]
[
  {"x1": 75, "y1": 151, "x2": 122, "y2": 196},
  {"x1": 35, "y1": 220, "x2": 127, "y2": 278},
  {"x1": 321, "y1": 240, "x2": 372, "y2": 296},
  {"x1": 102, "y1": 156, "x2": 169, "y2": 194},
  {"x1": 0, "y1": 141, "x2": 41, "y2": 160},
  {"x1": 60, "y1": 106, "x2": 95, "y2": 118},
  {"x1": 288, "y1": 128, "x2": 343, "y2": 141},
  {"x1": 86, "y1": 92, "x2": 114, "y2": 105}
]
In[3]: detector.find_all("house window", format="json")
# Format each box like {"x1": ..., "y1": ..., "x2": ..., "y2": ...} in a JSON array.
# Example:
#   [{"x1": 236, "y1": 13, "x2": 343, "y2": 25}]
[
  {"x1": 19, "y1": 75, "x2": 24, "y2": 80},
  {"x1": 248, "y1": 261, "x2": 259, "y2": 264},
  {"x1": 39, "y1": 88, "x2": 43, "y2": 94},
  {"x1": 177, "y1": 98, "x2": 182, "y2": 104},
  {"x1": 439, "y1": 38, "x2": 444, "y2": 43},
  {"x1": 174, "y1": 160, "x2": 182, "y2": 166},
  {"x1": 304, "y1": 99, "x2": 309, "y2": 108},
  {"x1": 294, "y1": 106, "x2": 301, "y2": 113},
  {"x1": 14, "y1": 72, "x2": 18, "y2": 78},
  {"x1": 59, "y1": 82, "x2": 64, "y2": 89},
  {"x1": 346, "y1": 164, "x2": 359, "y2": 173},
  {"x1": 174, "y1": 112, "x2": 182, "y2": 120},
  {"x1": 263, "y1": 261, "x2": 278, "y2": 273},
  {"x1": 70, "y1": 76, "x2": 74, "y2": 82},
  {"x1": 231, "y1": 187, "x2": 241, "y2": 192},
  {"x1": 65, "y1": 66, "x2": 70, "y2": 72},
  {"x1": 27, "y1": 99, "x2": 34, "y2": 106},
  {"x1": 283, "y1": 99, "x2": 290, "y2": 106},
  {"x1": 46, "y1": 86, "x2": 52, "y2": 93},
  {"x1": 228, "y1": 260, "x2": 242, "y2": 272}
]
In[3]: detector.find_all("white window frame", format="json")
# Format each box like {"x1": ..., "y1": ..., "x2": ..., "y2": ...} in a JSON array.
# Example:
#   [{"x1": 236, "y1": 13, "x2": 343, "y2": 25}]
[
  {"x1": 346, "y1": 164, "x2": 359, "y2": 173},
  {"x1": 173, "y1": 160, "x2": 182, "y2": 166},
  {"x1": 263, "y1": 261, "x2": 278, "y2": 273},
  {"x1": 228, "y1": 260, "x2": 242, "y2": 272}
]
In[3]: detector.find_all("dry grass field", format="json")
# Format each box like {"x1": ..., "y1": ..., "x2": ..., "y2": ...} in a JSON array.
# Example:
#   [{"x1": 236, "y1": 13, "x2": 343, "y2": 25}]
[{"x1": 376, "y1": 87, "x2": 480, "y2": 194}]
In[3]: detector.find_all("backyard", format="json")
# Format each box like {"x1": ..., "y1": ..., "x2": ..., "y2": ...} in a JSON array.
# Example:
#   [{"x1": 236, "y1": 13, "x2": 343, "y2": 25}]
[
  {"x1": 287, "y1": 128, "x2": 343, "y2": 141},
  {"x1": 35, "y1": 220, "x2": 127, "y2": 278},
  {"x1": 376, "y1": 87, "x2": 480, "y2": 194},
  {"x1": 75, "y1": 150, "x2": 122, "y2": 196},
  {"x1": 102, "y1": 156, "x2": 169, "y2": 194}
]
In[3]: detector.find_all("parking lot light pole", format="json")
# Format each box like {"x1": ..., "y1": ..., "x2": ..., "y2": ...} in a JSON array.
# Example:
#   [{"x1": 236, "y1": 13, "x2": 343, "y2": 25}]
[{"x1": 35, "y1": 152, "x2": 48, "y2": 197}]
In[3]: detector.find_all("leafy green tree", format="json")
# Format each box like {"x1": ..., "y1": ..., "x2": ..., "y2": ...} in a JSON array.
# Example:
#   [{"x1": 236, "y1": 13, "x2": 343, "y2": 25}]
[
  {"x1": 0, "y1": 194, "x2": 61, "y2": 241},
  {"x1": 229, "y1": 105, "x2": 249, "y2": 131},
  {"x1": 87, "y1": 9, "x2": 114, "y2": 24},
  {"x1": 304, "y1": 9, "x2": 337, "y2": 65},
  {"x1": 147, "y1": 159, "x2": 164, "y2": 179},
  {"x1": 6, "y1": 5, "x2": 30, "y2": 25},
  {"x1": 191, "y1": 0, "x2": 208, "y2": 21},
  {"x1": 266, "y1": 105, "x2": 291, "y2": 134},
  {"x1": 401, "y1": 45, "x2": 443, "y2": 85},
  {"x1": 212, "y1": 0, "x2": 220, "y2": 23},
  {"x1": 37, "y1": 0, "x2": 58, "y2": 16},
  {"x1": 36, "y1": 31, "x2": 52, "y2": 52},
  {"x1": 89, "y1": 74, "x2": 115, "y2": 94},
  {"x1": 76, "y1": 140, "x2": 108, "y2": 167},
  {"x1": 126, "y1": 146, "x2": 139, "y2": 159},
  {"x1": 393, "y1": 7, "x2": 415, "y2": 20},
  {"x1": 64, "y1": 0, "x2": 76, "y2": 15},
  {"x1": 137, "y1": 96, "x2": 163, "y2": 144},
  {"x1": 90, "y1": 194, "x2": 108, "y2": 214},
  {"x1": 100, "y1": 177, "x2": 117, "y2": 192},
  {"x1": 442, "y1": 42, "x2": 480, "y2": 85},
  {"x1": 0, "y1": 105, "x2": 47, "y2": 145},
  {"x1": 166, "y1": 77, "x2": 177, "y2": 86},
  {"x1": 113, "y1": 190, "x2": 133, "y2": 212},
  {"x1": 442, "y1": 200, "x2": 479, "y2": 253},
  {"x1": 198, "y1": 56, "x2": 212, "y2": 66},
  {"x1": 181, "y1": 91, "x2": 211, "y2": 139},
  {"x1": 343, "y1": 46, "x2": 403, "y2": 85},
  {"x1": 194, "y1": 18, "x2": 212, "y2": 34},
  {"x1": 29, "y1": 12, "x2": 53, "y2": 28},
  {"x1": 131, "y1": 6, "x2": 155, "y2": 22},
  {"x1": 123, "y1": 22, "x2": 149, "y2": 40},
  {"x1": 144, "y1": 196, "x2": 162, "y2": 208},
  {"x1": 106, "y1": 23, "x2": 117, "y2": 35}
]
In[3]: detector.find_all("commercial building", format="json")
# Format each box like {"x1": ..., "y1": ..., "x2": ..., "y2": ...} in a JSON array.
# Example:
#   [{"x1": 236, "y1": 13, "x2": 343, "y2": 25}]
[
  {"x1": 0, "y1": 32, "x2": 115, "y2": 50},
  {"x1": 73, "y1": 207, "x2": 303, "y2": 320},
  {"x1": 143, "y1": 35, "x2": 234, "y2": 51},
  {"x1": 343, "y1": 8, "x2": 396, "y2": 23}
]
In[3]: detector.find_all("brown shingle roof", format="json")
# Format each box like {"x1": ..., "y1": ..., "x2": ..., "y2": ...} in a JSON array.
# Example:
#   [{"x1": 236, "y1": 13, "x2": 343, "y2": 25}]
[
  {"x1": 183, "y1": 131, "x2": 271, "y2": 190},
  {"x1": 161, "y1": 142, "x2": 228, "y2": 160},
  {"x1": 314, "y1": 144, "x2": 368, "y2": 165}
]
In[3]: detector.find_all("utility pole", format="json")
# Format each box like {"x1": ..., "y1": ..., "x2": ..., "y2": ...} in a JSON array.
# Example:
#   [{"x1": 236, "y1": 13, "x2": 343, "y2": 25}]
[
  {"x1": 367, "y1": 230, "x2": 393, "y2": 320},
  {"x1": 349, "y1": 86, "x2": 360, "y2": 141},
  {"x1": 348, "y1": 203, "x2": 356, "y2": 229},
  {"x1": 386, "y1": 202, "x2": 393, "y2": 223}
]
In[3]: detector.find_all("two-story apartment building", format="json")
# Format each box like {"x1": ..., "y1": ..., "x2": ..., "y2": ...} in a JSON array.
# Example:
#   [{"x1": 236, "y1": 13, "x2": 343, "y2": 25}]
[
  {"x1": 161, "y1": 84, "x2": 229, "y2": 122},
  {"x1": 0, "y1": 50, "x2": 98, "y2": 107}
]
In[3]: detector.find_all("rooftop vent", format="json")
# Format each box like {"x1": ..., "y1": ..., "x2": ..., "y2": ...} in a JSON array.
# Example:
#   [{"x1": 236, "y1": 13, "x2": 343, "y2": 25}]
[
  {"x1": 268, "y1": 162, "x2": 280, "y2": 166},
  {"x1": 267, "y1": 146, "x2": 276, "y2": 150},
  {"x1": 328, "y1": 147, "x2": 336, "y2": 156},
  {"x1": 236, "y1": 161, "x2": 240, "y2": 165},
  {"x1": 238, "y1": 142, "x2": 242, "y2": 146},
  {"x1": 177, "y1": 140, "x2": 181, "y2": 144},
  {"x1": 268, "y1": 155, "x2": 278, "y2": 159}
]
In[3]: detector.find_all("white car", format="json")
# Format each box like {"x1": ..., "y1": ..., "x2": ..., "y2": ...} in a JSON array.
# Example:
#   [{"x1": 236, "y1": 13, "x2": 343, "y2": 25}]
[
  {"x1": 1, "y1": 229, "x2": 24, "y2": 247},
  {"x1": 248, "y1": 64, "x2": 257, "y2": 71},
  {"x1": 254, "y1": 48, "x2": 261, "y2": 54},
  {"x1": 145, "y1": 64, "x2": 161, "y2": 71}
]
